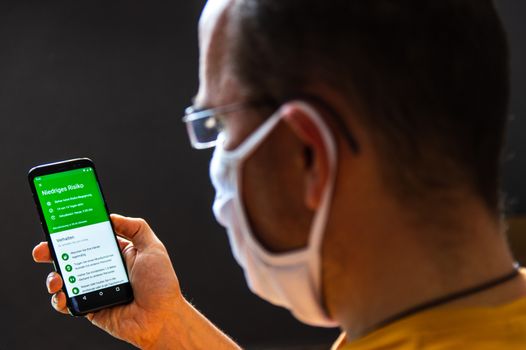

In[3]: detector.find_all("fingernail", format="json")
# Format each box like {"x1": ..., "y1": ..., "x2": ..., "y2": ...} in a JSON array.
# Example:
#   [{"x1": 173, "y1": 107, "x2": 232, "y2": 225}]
[{"x1": 52, "y1": 294, "x2": 58, "y2": 304}]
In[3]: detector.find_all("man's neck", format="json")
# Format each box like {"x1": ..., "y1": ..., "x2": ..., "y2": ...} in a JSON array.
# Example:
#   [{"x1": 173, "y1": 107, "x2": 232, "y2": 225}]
[{"x1": 323, "y1": 197, "x2": 525, "y2": 341}]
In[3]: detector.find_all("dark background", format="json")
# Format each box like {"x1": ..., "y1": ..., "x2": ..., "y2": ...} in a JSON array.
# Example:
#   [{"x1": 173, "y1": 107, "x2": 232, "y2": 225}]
[{"x1": 0, "y1": 1, "x2": 524, "y2": 349}]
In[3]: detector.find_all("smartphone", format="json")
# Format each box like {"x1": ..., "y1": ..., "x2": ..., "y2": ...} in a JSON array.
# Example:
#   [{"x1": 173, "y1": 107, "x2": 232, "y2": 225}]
[{"x1": 28, "y1": 158, "x2": 133, "y2": 316}]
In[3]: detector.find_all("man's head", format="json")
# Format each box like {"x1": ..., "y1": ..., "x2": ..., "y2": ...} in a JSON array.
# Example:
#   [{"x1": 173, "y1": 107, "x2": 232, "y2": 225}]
[{"x1": 193, "y1": 0, "x2": 511, "y2": 328}]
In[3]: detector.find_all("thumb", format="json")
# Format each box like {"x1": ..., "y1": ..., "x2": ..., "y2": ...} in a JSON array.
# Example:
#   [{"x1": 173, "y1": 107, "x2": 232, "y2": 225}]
[{"x1": 110, "y1": 214, "x2": 158, "y2": 250}]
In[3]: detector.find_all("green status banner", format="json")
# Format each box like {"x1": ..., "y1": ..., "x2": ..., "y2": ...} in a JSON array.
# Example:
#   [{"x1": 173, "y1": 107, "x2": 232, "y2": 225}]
[{"x1": 34, "y1": 167, "x2": 109, "y2": 234}]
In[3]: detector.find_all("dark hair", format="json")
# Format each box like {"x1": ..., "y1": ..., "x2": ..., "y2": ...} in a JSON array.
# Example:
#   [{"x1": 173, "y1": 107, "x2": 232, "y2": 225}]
[{"x1": 229, "y1": 0, "x2": 510, "y2": 214}]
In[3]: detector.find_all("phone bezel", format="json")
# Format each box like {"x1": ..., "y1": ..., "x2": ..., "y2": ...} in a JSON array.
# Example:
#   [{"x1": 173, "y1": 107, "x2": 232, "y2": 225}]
[{"x1": 28, "y1": 157, "x2": 133, "y2": 316}]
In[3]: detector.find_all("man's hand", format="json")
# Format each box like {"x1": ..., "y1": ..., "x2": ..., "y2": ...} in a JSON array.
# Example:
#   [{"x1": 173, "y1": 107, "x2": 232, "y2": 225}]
[
  {"x1": 32, "y1": 214, "x2": 240, "y2": 349},
  {"x1": 33, "y1": 214, "x2": 182, "y2": 347}
]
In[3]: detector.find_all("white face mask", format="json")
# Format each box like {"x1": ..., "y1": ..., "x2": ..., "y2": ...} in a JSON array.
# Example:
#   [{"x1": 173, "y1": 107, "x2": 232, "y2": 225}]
[{"x1": 209, "y1": 101, "x2": 338, "y2": 328}]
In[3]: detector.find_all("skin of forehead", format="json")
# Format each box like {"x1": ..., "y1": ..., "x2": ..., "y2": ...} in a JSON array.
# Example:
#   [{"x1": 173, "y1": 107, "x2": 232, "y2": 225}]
[
  {"x1": 197, "y1": 0, "x2": 237, "y2": 106},
  {"x1": 199, "y1": 0, "x2": 233, "y2": 36}
]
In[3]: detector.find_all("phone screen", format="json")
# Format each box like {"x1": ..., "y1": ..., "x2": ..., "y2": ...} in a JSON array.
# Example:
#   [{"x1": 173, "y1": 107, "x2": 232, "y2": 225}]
[{"x1": 30, "y1": 159, "x2": 133, "y2": 315}]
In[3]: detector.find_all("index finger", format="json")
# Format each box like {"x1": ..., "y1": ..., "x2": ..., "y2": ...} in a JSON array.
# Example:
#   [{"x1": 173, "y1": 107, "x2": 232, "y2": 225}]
[{"x1": 32, "y1": 242, "x2": 52, "y2": 263}]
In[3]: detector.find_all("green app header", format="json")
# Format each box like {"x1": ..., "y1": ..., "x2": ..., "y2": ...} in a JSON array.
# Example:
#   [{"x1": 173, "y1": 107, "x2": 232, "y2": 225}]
[{"x1": 34, "y1": 167, "x2": 109, "y2": 234}]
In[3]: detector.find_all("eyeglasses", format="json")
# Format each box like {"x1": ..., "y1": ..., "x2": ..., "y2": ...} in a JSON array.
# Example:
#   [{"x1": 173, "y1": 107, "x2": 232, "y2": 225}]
[
  {"x1": 182, "y1": 95, "x2": 360, "y2": 153},
  {"x1": 182, "y1": 100, "x2": 276, "y2": 149},
  {"x1": 183, "y1": 103, "x2": 238, "y2": 149}
]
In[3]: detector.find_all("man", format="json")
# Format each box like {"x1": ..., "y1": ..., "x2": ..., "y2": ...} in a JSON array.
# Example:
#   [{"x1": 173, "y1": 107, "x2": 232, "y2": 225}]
[{"x1": 33, "y1": 0, "x2": 526, "y2": 348}]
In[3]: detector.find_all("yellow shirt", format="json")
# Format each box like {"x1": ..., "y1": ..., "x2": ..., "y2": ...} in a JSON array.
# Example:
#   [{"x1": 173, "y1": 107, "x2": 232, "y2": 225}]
[{"x1": 333, "y1": 296, "x2": 526, "y2": 349}]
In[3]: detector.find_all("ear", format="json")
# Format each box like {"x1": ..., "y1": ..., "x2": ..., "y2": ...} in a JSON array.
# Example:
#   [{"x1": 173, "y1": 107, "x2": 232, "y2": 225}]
[{"x1": 281, "y1": 103, "x2": 332, "y2": 211}]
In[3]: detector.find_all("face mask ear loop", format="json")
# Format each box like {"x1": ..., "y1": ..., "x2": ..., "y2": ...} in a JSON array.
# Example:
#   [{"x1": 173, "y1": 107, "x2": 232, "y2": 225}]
[
  {"x1": 288, "y1": 101, "x2": 338, "y2": 320},
  {"x1": 225, "y1": 101, "x2": 338, "y2": 259}
]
